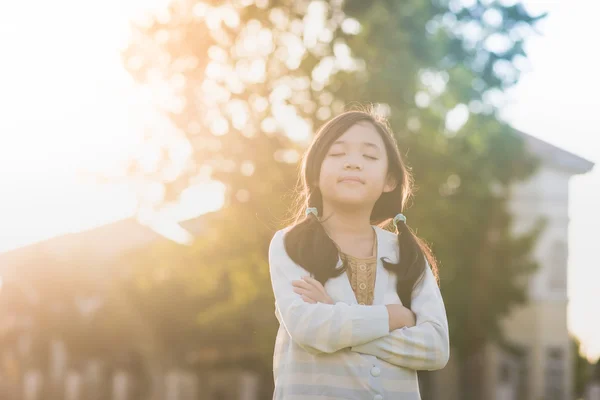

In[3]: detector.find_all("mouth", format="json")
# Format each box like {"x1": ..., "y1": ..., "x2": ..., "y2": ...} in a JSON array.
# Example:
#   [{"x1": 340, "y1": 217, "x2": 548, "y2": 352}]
[{"x1": 338, "y1": 176, "x2": 365, "y2": 184}]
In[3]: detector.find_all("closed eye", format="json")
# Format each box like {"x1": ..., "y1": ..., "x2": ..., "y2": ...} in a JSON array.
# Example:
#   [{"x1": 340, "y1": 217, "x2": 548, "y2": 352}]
[
  {"x1": 364, "y1": 155, "x2": 379, "y2": 160},
  {"x1": 328, "y1": 153, "x2": 345, "y2": 157}
]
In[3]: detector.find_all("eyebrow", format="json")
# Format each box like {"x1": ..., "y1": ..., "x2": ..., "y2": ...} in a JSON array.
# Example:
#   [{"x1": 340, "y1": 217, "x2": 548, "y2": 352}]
[{"x1": 332, "y1": 140, "x2": 381, "y2": 151}]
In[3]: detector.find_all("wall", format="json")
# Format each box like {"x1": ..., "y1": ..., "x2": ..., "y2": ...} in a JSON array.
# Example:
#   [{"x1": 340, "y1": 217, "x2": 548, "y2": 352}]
[{"x1": 501, "y1": 163, "x2": 574, "y2": 400}]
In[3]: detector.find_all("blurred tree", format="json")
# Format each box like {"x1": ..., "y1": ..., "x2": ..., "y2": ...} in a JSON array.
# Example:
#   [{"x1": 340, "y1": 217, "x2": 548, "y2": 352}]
[
  {"x1": 122, "y1": 0, "x2": 545, "y2": 398},
  {"x1": 572, "y1": 336, "x2": 593, "y2": 400}
]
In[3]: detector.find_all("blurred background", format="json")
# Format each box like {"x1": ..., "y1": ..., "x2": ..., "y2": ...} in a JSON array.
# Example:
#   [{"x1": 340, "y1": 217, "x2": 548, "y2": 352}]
[{"x1": 0, "y1": 0, "x2": 598, "y2": 399}]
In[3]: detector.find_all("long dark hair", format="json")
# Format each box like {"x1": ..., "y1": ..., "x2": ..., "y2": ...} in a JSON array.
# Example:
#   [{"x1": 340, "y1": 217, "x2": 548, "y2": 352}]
[{"x1": 284, "y1": 109, "x2": 438, "y2": 309}]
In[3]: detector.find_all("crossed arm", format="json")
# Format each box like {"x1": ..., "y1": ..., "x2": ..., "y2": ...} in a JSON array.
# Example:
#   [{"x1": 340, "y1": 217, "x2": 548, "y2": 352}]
[
  {"x1": 269, "y1": 229, "x2": 450, "y2": 370},
  {"x1": 349, "y1": 264, "x2": 450, "y2": 370}
]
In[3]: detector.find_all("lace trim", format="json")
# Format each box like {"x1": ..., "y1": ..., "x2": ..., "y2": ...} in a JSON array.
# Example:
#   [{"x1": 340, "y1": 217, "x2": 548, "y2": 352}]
[
  {"x1": 339, "y1": 230, "x2": 378, "y2": 305},
  {"x1": 342, "y1": 253, "x2": 377, "y2": 305}
]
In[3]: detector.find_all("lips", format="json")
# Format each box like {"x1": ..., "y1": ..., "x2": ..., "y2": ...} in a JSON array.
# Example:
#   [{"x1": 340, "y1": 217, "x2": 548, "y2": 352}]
[{"x1": 338, "y1": 176, "x2": 365, "y2": 184}]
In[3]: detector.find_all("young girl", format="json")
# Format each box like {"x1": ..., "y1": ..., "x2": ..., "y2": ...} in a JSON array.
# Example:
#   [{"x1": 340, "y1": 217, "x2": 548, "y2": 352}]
[{"x1": 268, "y1": 110, "x2": 449, "y2": 399}]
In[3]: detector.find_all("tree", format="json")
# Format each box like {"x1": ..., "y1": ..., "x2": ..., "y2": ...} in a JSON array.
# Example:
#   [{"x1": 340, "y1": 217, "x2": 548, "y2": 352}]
[
  {"x1": 122, "y1": 1, "x2": 545, "y2": 398},
  {"x1": 572, "y1": 336, "x2": 593, "y2": 400}
]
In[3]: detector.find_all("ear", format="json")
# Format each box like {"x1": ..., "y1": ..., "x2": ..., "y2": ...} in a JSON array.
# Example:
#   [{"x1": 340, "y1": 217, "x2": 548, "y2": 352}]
[{"x1": 383, "y1": 174, "x2": 397, "y2": 193}]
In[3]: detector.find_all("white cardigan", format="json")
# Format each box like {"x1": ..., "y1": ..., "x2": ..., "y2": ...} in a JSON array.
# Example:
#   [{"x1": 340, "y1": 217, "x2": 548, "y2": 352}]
[{"x1": 269, "y1": 225, "x2": 450, "y2": 400}]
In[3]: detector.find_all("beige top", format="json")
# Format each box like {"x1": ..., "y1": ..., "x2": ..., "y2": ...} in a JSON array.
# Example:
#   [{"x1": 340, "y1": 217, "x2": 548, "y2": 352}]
[
  {"x1": 339, "y1": 232, "x2": 378, "y2": 306},
  {"x1": 270, "y1": 226, "x2": 451, "y2": 399}
]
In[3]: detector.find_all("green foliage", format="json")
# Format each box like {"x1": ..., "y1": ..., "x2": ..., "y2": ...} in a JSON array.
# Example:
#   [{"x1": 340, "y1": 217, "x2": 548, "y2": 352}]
[
  {"x1": 122, "y1": 1, "x2": 545, "y2": 394},
  {"x1": 572, "y1": 336, "x2": 594, "y2": 399}
]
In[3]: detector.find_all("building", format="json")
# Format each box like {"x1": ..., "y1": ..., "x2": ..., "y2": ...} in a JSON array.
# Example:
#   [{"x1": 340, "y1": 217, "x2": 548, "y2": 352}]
[
  {"x1": 426, "y1": 131, "x2": 595, "y2": 400},
  {"x1": 498, "y1": 131, "x2": 594, "y2": 400},
  {"x1": 0, "y1": 216, "x2": 212, "y2": 400}
]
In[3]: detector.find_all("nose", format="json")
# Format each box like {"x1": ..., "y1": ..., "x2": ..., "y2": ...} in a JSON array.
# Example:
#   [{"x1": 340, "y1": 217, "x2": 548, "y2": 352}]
[{"x1": 343, "y1": 161, "x2": 362, "y2": 170}]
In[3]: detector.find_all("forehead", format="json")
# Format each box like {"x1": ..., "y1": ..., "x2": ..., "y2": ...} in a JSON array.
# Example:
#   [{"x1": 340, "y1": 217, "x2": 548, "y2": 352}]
[{"x1": 332, "y1": 121, "x2": 385, "y2": 149}]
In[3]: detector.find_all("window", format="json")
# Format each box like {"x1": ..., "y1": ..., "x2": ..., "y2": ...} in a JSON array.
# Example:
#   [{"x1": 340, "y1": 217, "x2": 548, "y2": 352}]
[
  {"x1": 544, "y1": 347, "x2": 565, "y2": 400},
  {"x1": 548, "y1": 240, "x2": 567, "y2": 292}
]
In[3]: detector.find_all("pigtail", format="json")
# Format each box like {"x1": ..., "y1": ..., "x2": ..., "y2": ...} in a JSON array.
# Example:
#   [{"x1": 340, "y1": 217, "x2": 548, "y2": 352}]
[
  {"x1": 284, "y1": 193, "x2": 346, "y2": 285},
  {"x1": 383, "y1": 218, "x2": 438, "y2": 309}
]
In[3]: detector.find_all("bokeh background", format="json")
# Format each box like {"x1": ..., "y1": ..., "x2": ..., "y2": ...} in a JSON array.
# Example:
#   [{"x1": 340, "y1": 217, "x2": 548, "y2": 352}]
[{"x1": 0, "y1": 0, "x2": 598, "y2": 399}]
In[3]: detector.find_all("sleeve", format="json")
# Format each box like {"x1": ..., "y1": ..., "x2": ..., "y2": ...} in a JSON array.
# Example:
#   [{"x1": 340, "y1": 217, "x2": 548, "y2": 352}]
[
  {"x1": 349, "y1": 259, "x2": 450, "y2": 370},
  {"x1": 269, "y1": 229, "x2": 390, "y2": 354}
]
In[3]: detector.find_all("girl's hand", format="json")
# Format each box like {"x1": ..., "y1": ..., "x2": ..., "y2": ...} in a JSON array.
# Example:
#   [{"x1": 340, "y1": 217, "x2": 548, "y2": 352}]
[
  {"x1": 386, "y1": 304, "x2": 417, "y2": 331},
  {"x1": 292, "y1": 276, "x2": 334, "y2": 305}
]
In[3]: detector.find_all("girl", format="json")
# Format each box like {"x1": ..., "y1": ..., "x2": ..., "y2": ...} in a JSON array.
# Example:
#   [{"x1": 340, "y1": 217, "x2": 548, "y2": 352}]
[{"x1": 269, "y1": 110, "x2": 449, "y2": 399}]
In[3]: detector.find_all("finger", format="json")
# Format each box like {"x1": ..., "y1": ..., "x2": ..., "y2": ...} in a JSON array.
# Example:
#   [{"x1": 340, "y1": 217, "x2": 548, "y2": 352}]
[
  {"x1": 294, "y1": 286, "x2": 322, "y2": 303},
  {"x1": 301, "y1": 276, "x2": 322, "y2": 291},
  {"x1": 293, "y1": 287, "x2": 313, "y2": 297},
  {"x1": 294, "y1": 286, "x2": 323, "y2": 303},
  {"x1": 302, "y1": 276, "x2": 327, "y2": 296},
  {"x1": 292, "y1": 280, "x2": 311, "y2": 289},
  {"x1": 301, "y1": 294, "x2": 316, "y2": 304}
]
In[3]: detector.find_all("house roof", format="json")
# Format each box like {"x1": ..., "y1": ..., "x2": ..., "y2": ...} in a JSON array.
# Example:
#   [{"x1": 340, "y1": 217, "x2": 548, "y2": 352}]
[
  {"x1": 0, "y1": 214, "x2": 208, "y2": 272},
  {"x1": 515, "y1": 130, "x2": 595, "y2": 175}
]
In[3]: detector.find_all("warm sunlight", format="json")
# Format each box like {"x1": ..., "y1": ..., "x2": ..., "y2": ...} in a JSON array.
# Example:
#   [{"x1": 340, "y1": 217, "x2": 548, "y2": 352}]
[
  {"x1": 1, "y1": 0, "x2": 599, "y2": 398},
  {"x1": 0, "y1": 0, "x2": 224, "y2": 251}
]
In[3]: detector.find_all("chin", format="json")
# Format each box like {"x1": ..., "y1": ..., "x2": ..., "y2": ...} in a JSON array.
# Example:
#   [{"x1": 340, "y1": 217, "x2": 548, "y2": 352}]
[{"x1": 329, "y1": 194, "x2": 371, "y2": 208}]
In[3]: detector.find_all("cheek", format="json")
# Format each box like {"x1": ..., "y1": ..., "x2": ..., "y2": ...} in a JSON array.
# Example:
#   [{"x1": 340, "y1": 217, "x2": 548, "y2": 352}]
[
  {"x1": 319, "y1": 159, "x2": 338, "y2": 184},
  {"x1": 367, "y1": 162, "x2": 389, "y2": 186}
]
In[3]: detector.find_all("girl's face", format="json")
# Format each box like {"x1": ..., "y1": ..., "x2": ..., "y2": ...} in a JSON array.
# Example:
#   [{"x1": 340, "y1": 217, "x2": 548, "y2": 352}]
[{"x1": 318, "y1": 121, "x2": 396, "y2": 210}]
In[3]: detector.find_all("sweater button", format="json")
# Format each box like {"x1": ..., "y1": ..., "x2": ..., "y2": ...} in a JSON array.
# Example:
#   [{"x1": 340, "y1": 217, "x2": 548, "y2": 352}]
[
  {"x1": 374, "y1": 395, "x2": 383, "y2": 400},
  {"x1": 359, "y1": 263, "x2": 367, "y2": 271},
  {"x1": 370, "y1": 366, "x2": 381, "y2": 377},
  {"x1": 359, "y1": 283, "x2": 367, "y2": 290}
]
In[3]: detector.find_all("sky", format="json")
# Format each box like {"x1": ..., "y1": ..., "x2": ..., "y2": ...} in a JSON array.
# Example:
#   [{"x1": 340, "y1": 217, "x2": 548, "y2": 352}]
[
  {"x1": 500, "y1": 0, "x2": 600, "y2": 360},
  {"x1": 0, "y1": 0, "x2": 598, "y2": 359}
]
